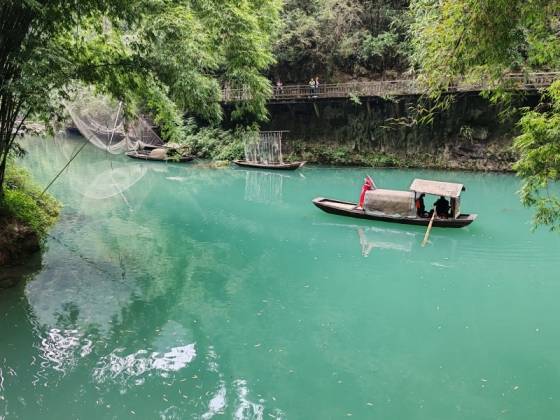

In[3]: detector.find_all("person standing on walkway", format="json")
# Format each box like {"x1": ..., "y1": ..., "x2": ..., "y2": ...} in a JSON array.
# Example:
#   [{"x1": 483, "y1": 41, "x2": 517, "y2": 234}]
[
  {"x1": 275, "y1": 79, "x2": 283, "y2": 96},
  {"x1": 314, "y1": 76, "x2": 320, "y2": 96},
  {"x1": 309, "y1": 78, "x2": 316, "y2": 97}
]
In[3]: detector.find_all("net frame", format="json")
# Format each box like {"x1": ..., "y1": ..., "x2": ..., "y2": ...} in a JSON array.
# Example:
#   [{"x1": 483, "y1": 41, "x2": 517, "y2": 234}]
[
  {"x1": 244, "y1": 131, "x2": 288, "y2": 164},
  {"x1": 66, "y1": 92, "x2": 164, "y2": 154}
]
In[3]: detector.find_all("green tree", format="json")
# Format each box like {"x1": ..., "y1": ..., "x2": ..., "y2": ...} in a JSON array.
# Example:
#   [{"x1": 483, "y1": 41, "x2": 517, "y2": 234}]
[
  {"x1": 271, "y1": 0, "x2": 409, "y2": 82},
  {"x1": 409, "y1": 0, "x2": 560, "y2": 229},
  {"x1": 514, "y1": 83, "x2": 560, "y2": 231},
  {"x1": 0, "y1": 0, "x2": 279, "y2": 197}
]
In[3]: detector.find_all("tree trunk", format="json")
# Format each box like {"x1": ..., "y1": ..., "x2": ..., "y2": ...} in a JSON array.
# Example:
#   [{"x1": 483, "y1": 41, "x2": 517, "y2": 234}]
[
  {"x1": 0, "y1": 104, "x2": 27, "y2": 200},
  {"x1": 0, "y1": 134, "x2": 11, "y2": 200},
  {"x1": 0, "y1": 3, "x2": 35, "y2": 200},
  {"x1": 0, "y1": 109, "x2": 23, "y2": 199},
  {"x1": 0, "y1": 156, "x2": 6, "y2": 199}
]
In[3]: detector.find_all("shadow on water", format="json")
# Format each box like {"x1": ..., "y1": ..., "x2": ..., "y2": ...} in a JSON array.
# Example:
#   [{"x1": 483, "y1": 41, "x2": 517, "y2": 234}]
[{"x1": 0, "y1": 252, "x2": 43, "y2": 290}]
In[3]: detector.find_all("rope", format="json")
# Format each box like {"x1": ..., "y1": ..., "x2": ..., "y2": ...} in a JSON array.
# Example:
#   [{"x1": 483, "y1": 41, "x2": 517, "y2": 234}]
[{"x1": 40, "y1": 141, "x2": 88, "y2": 197}]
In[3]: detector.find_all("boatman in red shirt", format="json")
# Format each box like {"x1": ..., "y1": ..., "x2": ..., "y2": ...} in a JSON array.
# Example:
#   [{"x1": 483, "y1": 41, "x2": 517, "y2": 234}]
[{"x1": 357, "y1": 176, "x2": 375, "y2": 209}]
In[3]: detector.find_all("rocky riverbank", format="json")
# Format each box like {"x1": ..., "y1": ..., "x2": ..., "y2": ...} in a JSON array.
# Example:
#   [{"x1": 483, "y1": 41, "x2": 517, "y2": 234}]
[
  {"x1": 226, "y1": 91, "x2": 536, "y2": 172},
  {"x1": 12, "y1": 121, "x2": 48, "y2": 137},
  {"x1": 0, "y1": 164, "x2": 59, "y2": 287},
  {"x1": 282, "y1": 134, "x2": 517, "y2": 171},
  {"x1": 0, "y1": 215, "x2": 41, "y2": 288}
]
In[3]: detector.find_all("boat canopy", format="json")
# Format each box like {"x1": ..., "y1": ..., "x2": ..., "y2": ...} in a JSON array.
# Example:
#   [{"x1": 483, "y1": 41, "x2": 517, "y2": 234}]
[{"x1": 409, "y1": 179, "x2": 464, "y2": 198}]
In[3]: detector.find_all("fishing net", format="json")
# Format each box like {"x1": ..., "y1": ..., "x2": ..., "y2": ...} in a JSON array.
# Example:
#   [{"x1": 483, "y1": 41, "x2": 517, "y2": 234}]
[
  {"x1": 244, "y1": 131, "x2": 286, "y2": 164},
  {"x1": 66, "y1": 93, "x2": 164, "y2": 154},
  {"x1": 46, "y1": 135, "x2": 149, "y2": 203}
]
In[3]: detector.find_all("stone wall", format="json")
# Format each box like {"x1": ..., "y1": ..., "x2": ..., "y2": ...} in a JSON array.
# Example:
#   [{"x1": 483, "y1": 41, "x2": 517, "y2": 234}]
[{"x1": 226, "y1": 92, "x2": 539, "y2": 170}]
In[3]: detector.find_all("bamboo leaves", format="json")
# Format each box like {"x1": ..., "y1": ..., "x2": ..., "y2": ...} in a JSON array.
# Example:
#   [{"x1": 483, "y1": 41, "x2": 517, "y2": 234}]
[
  {"x1": 0, "y1": 0, "x2": 280, "y2": 194},
  {"x1": 409, "y1": 0, "x2": 560, "y2": 230}
]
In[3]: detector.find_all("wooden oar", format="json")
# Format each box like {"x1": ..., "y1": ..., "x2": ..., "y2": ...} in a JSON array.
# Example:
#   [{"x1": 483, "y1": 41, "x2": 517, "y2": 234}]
[{"x1": 422, "y1": 206, "x2": 437, "y2": 247}]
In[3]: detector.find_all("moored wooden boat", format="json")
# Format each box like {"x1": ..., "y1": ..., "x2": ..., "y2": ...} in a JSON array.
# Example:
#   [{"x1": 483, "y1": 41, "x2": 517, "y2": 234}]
[
  {"x1": 233, "y1": 160, "x2": 305, "y2": 170},
  {"x1": 126, "y1": 150, "x2": 194, "y2": 163},
  {"x1": 312, "y1": 197, "x2": 477, "y2": 228},
  {"x1": 140, "y1": 144, "x2": 163, "y2": 151}
]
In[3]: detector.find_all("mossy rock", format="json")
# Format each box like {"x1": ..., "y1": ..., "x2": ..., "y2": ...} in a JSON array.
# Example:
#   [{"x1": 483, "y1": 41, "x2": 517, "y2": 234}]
[{"x1": 0, "y1": 163, "x2": 60, "y2": 268}]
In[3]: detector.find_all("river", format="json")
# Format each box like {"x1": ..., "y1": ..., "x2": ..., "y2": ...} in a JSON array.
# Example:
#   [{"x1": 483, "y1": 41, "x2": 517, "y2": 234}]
[{"x1": 1, "y1": 136, "x2": 560, "y2": 419}]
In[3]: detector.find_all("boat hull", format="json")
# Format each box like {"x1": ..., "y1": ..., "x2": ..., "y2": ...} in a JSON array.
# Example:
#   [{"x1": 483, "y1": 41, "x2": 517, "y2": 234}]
[
  {"x1": 233, "y1": 160, "x2": 305, "y2": 170},
  {"x1": 126, "y1": 152, "x2": 194, "y2": 163},
  {"x1": 313, "y1": 197, "x2": 477, "y2": 228}
]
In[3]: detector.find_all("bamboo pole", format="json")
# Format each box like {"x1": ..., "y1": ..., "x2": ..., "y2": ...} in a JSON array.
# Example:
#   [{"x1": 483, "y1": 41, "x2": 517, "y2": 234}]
[
  {"x1": 422, "y1": 206, "x2": 437, "y2": 247},
  {"x1": 40, "y1": 141, "x2": 88, "y2": 197}
]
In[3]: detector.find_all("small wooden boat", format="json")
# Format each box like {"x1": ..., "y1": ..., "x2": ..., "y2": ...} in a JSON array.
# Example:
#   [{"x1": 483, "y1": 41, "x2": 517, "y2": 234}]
[
  {"x1": 126, "y1": 150, "x2": 194, "y2": 163},
  {"x1": 233, "y1": 160, "x2": 305, "y2": 170},
  {"x1": 313, "y1": 198, "x2": 476, "y2": 227},
  {"x1": 313, "y1": 179, "x2": 477, "y2": 228},
  {"x1": 140, "y1": 144, "x2": 164, "y2": 151}
]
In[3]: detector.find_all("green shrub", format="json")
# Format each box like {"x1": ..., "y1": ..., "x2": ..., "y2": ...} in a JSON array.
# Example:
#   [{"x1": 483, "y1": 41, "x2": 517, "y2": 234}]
[
  {"x1": 1, "y1": 164, "x2": 60, "y2": 240},
  {"x1": 215, "y1": 138, "x2": 244, "y2": 161},
  {"x1": 184, "y1": 125, "x2": 252, "y2": 161}
]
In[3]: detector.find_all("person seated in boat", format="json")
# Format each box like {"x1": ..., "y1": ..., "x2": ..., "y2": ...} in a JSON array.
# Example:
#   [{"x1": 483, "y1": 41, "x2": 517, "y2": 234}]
[
  {"x1": 415, "y1": 193, "x2": 428, "y2": 217},
  {"x1": 434, "y1": 195, "x2": 450, "y2": 218}
]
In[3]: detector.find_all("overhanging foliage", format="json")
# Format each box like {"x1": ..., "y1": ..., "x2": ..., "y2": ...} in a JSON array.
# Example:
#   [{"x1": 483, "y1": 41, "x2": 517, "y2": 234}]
[
  {"x1": 0, "y1": 0, "x2": 280, "y2": 195},
  {"x1": 409, "y1": 0, "x2": 560, "y2": 230}
]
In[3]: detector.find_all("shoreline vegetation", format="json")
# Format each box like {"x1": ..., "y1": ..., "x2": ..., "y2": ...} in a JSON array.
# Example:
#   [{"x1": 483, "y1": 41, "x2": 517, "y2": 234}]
[
  {"x1": 0, "y1": 163, "x2": 60, "y2": 277},
  {"x1": 186, "y1": 126, "x2": 517, "y2": 172},
  {"x1": 196, "y1": 141, "x2": 517, "y2": 172}
]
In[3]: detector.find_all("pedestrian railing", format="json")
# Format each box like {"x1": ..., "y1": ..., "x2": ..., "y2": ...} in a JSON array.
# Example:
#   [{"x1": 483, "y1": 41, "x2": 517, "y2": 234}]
[{"x1": 221, "y1": 72, "x2": 560, "y2": 103}]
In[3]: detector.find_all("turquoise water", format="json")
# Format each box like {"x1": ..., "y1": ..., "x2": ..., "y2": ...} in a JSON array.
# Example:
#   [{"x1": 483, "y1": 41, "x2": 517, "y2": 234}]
[{"x1": 1, "y1": 136, "x2": 560, "y2": 419}]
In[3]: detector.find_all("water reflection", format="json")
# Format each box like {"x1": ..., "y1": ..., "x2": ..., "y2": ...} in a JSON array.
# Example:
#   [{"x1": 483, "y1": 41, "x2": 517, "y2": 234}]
[
  {"x1": 25, "y1": 135, "x2": 149, "y2": 208},
  {"x1": 9, "y1": 137, "x2": 286, "y2": 418},
  {"x1": 357, "y1": 226, "x2": 414, "y2": 256},
  {"x1": 244, "y1": 170, "x2": 286, "y2": 204},
  {"x1": 26, "y1": 229, "x2": 140, "y2": 334},
  {"x1": 6, "y1": 136, "x2": 560, "y2": 419},
  {"x1": 0, "y1": 252, "x2": 42, "y2": 289},
  {"x1": 316, "y1": 222, "x2": 416, "y2": 257}
]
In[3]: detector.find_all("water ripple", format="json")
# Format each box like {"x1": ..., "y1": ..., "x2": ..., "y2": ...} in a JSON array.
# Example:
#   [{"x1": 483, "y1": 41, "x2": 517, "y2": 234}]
[
  {"x1": 201, "y1": 381, "x2": 227, "y2": 419},
  {"x1": 233, "y1": 379, "x2": 265, "y2": 420},
  {"x1": 37, "y1": 328, "x2": 92, "y2": 374},
  {"x1": 93, "y1": 344, "x2": 196, "y2": 386}
]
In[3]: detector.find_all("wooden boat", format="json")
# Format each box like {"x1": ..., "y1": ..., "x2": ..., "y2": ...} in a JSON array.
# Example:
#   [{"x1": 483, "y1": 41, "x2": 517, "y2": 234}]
[
  {"x1": 126, "y1": 150, "x2": 194, "y2": 163},
  {"x1": 313, "y1": 198, "x2": 476, "y2": 227},
  {"x1": 233, "y1": 160, "x2": 305, "y2": 170},
  {"x1": 140, "y1": 144, "x2": 164, "y2": 151},
  {"x1": 312, "y1": 179, "x2": 477, "y2": 228}
]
